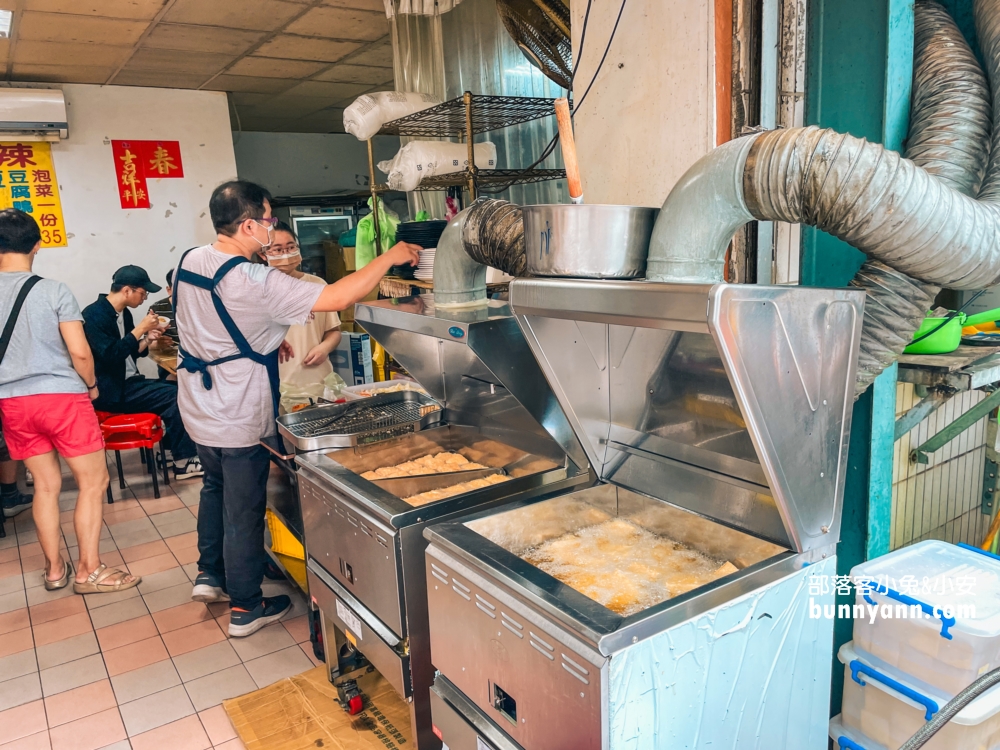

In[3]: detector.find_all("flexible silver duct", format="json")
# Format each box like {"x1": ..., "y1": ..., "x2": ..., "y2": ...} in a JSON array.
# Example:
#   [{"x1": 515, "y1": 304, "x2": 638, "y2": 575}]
[
  {"x1": 648, "y1": 0, "x2": 1000, "y2": 395},
  {"x1": 846, "y1": 0, "x2": 988, "y2": 394},
  {"x1": 462, "y1": 198, "x2": 528, "y2": 277},
  {"x1": 911, "y1": 0, "x2": 991, "y2": 196},
  {"x1": 976, "y1": 0, "x2": 1000, "y2": 201}
]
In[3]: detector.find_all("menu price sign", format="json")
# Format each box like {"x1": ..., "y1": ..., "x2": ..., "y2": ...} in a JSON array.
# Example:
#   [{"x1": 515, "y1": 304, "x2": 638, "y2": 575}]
[
  {"x1": 111, "y1": 140, "x2": 184, "y2": 210},
  {"x1": 0, "y1": 142, "x2": 67, "y2": 248}
]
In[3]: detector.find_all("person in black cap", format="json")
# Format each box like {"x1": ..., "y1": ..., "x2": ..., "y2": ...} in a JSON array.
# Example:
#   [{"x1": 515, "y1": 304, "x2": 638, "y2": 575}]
[{"x1": 82, "y1": 265, "x2": 202, "y2": 479}]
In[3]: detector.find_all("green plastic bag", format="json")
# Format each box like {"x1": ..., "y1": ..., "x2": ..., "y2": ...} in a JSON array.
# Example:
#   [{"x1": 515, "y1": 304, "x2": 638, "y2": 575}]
[{"x1": 355, "y1": 197, "x2": 399, "y2": 269}]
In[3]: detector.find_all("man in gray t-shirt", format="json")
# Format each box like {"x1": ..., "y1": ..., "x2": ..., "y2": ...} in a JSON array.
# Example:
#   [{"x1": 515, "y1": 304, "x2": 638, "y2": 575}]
[{"x1": 176, "y1": 180, "x2": 418, "y2": 637}]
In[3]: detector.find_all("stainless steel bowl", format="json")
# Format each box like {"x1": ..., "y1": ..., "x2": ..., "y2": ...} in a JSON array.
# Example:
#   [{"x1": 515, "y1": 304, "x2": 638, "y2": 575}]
[{"x1": 522, "y1": 204, "x2": 660, "y2": 278}]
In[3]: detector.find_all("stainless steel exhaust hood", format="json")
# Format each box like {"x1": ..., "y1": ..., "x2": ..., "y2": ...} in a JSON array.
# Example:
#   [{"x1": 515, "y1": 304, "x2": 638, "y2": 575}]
[{"x1": 509, "y1": 279, "x2": 865, "y2": 552}]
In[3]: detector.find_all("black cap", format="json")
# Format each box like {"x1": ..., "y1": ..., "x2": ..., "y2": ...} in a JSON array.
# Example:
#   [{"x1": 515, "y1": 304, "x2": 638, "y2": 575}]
[{"x1": 112, "y1": 265, "x2": 161, "y2": 293}]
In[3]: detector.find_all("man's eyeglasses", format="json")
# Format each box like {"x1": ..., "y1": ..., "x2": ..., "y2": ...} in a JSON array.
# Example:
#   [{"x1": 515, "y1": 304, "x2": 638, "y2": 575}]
[{"x1": 253, "y1": 217, "x2": 279, "y2": 227}]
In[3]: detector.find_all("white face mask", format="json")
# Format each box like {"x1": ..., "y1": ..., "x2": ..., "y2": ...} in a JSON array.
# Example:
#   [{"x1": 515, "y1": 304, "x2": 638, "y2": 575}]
[
  {"x1": 266, "y1": 251, "x2": 301, "y2": 264},
  {"x1": 250, "y1": 220, "x2": 273, "y2": 249}
]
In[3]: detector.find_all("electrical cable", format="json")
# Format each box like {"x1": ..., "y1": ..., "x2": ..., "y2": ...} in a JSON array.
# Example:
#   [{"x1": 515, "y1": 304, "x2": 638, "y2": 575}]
[
  {"x1": 574, "y1": 0, "x2": 628, "y2": 113},
  {"x1": 571, "y1": 0, "x2": 595, "y2": 85},
  {"x1": 899, "y1": 666, "x2": 1000, "y2": 749}
]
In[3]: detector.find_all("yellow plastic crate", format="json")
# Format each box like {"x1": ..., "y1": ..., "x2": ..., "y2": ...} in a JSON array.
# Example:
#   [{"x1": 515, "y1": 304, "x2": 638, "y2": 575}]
[
  {"x1": 275, "y1": 553, "x2": 307, "y2": 591},
  {"x1": 266, "y1": 509, "x2": 305, "y2": 560}
]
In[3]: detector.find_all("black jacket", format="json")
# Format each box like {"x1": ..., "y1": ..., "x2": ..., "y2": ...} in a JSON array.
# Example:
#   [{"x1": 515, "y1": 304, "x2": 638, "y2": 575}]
[{"x1": 81, "y1": 295, "x2": 147, "y2": 403}]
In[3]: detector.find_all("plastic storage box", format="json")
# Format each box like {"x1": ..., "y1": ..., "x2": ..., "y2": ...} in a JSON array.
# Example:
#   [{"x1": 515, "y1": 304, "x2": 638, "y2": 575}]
[
  {"x1": 851, "y1": 541, "x2": 1000, "y2": 694},
  {"x1": 839, "y1": 642, "x2": 1000, "y2": 749},
  {"x1": 829, "y1": 715, "x2": 888, "y2": 750}
]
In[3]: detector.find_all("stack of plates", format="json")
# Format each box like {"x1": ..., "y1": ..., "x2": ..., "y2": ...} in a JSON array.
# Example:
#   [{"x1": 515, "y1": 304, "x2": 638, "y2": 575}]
[
  {"x1": 396, "y1": 220, "x2": 448, "y2": 249},
  {"x1": 415, "y1": 247, "x2": 435, "y2": 281}
]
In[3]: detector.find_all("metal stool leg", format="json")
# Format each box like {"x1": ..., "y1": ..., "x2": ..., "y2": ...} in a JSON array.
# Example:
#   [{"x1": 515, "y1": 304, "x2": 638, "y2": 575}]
[
  {"x1": 140, "y1": 448, "x2": 146, "y2": 466},
  {"x1": 106, "y1": 480, "x2": 114, "y2": 504},
  {"x1": 150, "y1": 446, "x2": 160, "y2": 499},
  {"x1": 160, "y1": 444, "x2": 170, "y2": 486},
  {"x1": 115, "y1": 451, "x2": 126, "y2": 489},
  {"x1": 0, "y1": 510, "x2": 5, "y2": 538}
]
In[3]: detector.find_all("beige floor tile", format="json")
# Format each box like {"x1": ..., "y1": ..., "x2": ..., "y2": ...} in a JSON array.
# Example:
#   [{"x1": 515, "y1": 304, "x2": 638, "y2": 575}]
[
  {"x1": 300, "y1": 642, "x2": 323, "y2": 668},
  {"x1": 83, "y1": 587, "x2": 140, "y2": 611},
  {"x1": 154, "y1": 519, "x2": 198, "y2": 539},
  {"x1": 243, "y1": 644, "x2": 313, "y2": 689},
  {"x1": 109, "y1": 657, "x2": 180, "y2": 704},
  {"x1": 24, "y1": 585, "x2": 74, "y2": 609},
  {"x1": 36, "y1": 631, "x2": 100, "y2": 670},
  {"x1": 182, "y1": 664, "x2": 257, "y2": 712},
  {"x1": 129, "y1": 714, "x2": 210, "y2": 750},
  {"x1": 119, "y1": 683, "x2": 194, "y2": 737},
  {"x1": 0, "y1": 607, "x2": 29, "y2": 636},
  {"x1": 214, "y1": 738, "x2": 247, "y2": 750},
  {"x1": 152, "y1": 601, "x2": 213, "y2": 634},
  {"x1": 0, "y1": 589, "x2": 28, "y2": 615},
  {"x1": 32, "y1": 612, "x2": 92, "y2": 648},
  {"x1": 229, "y1": 622, "x2": 295, "y2": 661},
  {"x1": 0, "y1": 572, "x2": 23, "y2": 596},
  {"x1": 28, "y1": 595, "x2": 87, "y2": 627},
  {"x1": 125, "y1": 553, "x2": 178, "y2": 578},
  {"x1": 95, "y1": 614, "x2": 158, "y2": 651},
  {"x1": 162, "y1": 619, "x2": 225, "y2": 657},
  {"x1": 47, "y1": 707, "x2": 126, "y2": 750},
  {"x1": 88, "y1": 597, "x2": 148, "y2": 630},
  {"x1": 0, "y1": 672, "x2": 42, "y2": 711},
  {"x1": 135, "y1": 566, "x2": 188, "y2": 595},
  {"x1": 0, "y1": 699, "x2": 47, "y2": 745},
  {"x1": 43, "y1": 679, "x2": 117, "y2": 728},
  {"x1": 102, "y1": 635, "x2": 169, "y2": 677},
  {"x1": 142, "y1": 582, "x2": 194, "y2": 613},
  {"x1": 0, "y1": 646, "x2": 37, "y2": 681},
  {"x1": 170, "y1": 639, "x2": 240, "y2": 683},
  {"x1": 197, "y1": 704, "x2": 237, "y2": 745},
  {"x1": 1, "y1": 729, "x2": 52, "y2": 749},
  {"x1": 0, "y1": 625, "x2": 33, "y2": 658},
  {"x1": 281, "y1": 614, "x2": 310, "y2": 644},
  {"x1": 39, "y1": 654, "x2": 107, "y2": 697},
  {"x1": 119, "y1": 540, "x2": 169, "y2": 564}
]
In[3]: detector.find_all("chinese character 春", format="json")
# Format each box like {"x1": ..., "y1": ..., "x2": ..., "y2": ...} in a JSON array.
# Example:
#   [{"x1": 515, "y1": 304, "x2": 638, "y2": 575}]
[
  {"x1": 34, "y1": 184, "x2": 53, "y2": 198},
  {"x1": 12, "y1": 201, "x2": 32, "y2": 213},
  {"x1": 148, "y1": 145, "x2": 179, "y2": 176},
  {"x1": 9, "y1": 171, "x2": 27, "y2": 184},
  {"x1": 39, "y1": 214, "x2": 57, "y2": 227},
  {"x1": 10, "y1": 185, "x2": 29, "y2": 199},
  {"x1": 31, "y1": 169, "x2": 51, "y2": 183},
  {"x1": 0, "y1": 144, "x2": 36, "y2": 168}
]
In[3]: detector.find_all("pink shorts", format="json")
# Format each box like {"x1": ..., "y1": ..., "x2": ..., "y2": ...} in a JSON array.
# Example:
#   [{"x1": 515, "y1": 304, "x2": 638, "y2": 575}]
[{"x1": 0, "y1": 393, "x2": 105, "y2": 460}]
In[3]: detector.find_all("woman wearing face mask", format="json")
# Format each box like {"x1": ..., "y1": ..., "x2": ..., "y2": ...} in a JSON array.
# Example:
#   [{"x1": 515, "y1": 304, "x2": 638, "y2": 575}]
[{"x1": 259, "y1": 222, "x2": 342, "y2": 389}]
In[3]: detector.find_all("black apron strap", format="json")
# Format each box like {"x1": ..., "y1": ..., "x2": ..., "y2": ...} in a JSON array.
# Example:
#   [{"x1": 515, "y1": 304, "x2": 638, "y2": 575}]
[
  {"x1": 0, "y1": 275, "x2": 42, "y2": 366},
  {"x1": 173, "y1": 249, "x2": 281, "y2": 417}
]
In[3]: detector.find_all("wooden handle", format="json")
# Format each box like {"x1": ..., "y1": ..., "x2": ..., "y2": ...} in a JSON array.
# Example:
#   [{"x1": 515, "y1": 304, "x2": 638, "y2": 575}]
[{"x1": 554, "y1": 98, "x2": 583, "y2": 202}]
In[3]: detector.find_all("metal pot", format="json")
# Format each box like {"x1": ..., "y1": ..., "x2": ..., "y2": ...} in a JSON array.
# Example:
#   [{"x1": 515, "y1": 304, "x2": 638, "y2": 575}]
[{"x1": 522, "y1": 204, "x2": 659, "y2": 278}]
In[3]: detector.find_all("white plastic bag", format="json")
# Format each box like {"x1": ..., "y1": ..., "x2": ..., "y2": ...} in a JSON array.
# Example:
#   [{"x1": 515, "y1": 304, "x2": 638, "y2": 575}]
[
  {"x1": 343, "y1": 92, "x2": 442, "y2": 141},
  {"x1": 377, "y1": 141, "x2": 497, "y2": 192}
]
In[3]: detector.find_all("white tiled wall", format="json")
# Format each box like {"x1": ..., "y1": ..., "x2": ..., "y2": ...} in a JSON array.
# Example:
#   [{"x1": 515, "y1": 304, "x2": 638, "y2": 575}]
[{"x1": 892, "y1": 383, "x2": 992, "y2": 549}]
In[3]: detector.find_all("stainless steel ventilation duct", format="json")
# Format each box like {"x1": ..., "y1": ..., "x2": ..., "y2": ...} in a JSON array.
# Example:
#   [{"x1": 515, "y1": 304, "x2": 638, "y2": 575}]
[{"x1": 648, "y1": 0, "x2": 998, "y2": 395}]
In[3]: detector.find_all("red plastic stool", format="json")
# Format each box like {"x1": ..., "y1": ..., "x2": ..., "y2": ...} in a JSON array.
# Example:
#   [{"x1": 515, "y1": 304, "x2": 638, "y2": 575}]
[{"x1": 100, "y1": 413, "x2": 171, "y2": 502}]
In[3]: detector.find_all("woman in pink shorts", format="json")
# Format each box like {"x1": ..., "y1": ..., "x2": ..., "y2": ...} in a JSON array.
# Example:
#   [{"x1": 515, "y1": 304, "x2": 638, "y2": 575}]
[{"x1": 0, "y1": 209, "x2": 138, "y2": 594}]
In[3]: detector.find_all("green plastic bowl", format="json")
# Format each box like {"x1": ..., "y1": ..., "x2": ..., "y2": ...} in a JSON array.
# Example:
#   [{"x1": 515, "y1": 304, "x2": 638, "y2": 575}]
[
  {"x1": 904, "y1": 316, "x2": 963, "y2": 354},
  {"x1": 904, "y1": 306, "x2": 1000, "y2": 354}
]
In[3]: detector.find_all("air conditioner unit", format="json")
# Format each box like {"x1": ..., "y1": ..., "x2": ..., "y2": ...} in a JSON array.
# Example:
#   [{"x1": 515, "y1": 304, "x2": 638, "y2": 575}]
[{"x1": 0, "y1": 89, "x2": 68, "y2": 141}]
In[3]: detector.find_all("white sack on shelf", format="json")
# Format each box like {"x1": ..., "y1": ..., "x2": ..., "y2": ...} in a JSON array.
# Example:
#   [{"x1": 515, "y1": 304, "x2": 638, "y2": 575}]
[
  {"x1": 343, "y1": 92, "x2": 442, "y2": 141},
  {"x1": 377, "y1": 140, "x2": 497, "y2": 192}
]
